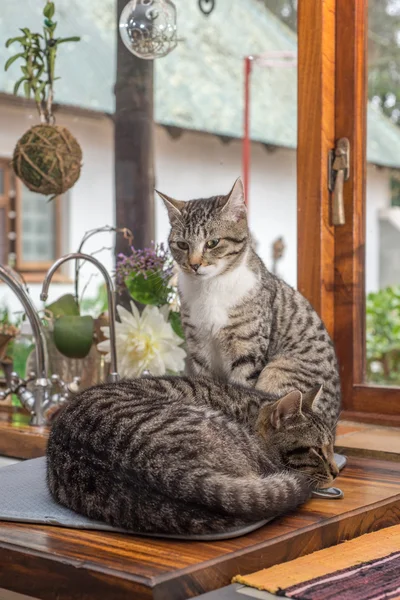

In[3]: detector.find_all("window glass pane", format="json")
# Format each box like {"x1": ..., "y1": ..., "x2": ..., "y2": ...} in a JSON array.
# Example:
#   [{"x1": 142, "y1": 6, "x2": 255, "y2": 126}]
[
  {"x1": 21, "y1": 186, "x2": 56, "y2": 263},
  {"x1": 366, "y1": 0, "x2": 400, "y2": 386}
]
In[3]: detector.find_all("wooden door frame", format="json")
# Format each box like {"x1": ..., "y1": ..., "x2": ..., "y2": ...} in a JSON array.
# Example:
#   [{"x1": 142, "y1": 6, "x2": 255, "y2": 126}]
[{"x1": 298, "y1": 0, "x2": 400, "y2": 426}]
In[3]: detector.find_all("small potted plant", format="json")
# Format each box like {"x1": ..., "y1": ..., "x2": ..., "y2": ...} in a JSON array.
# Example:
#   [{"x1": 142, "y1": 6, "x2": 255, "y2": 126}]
[{"x1": 40, "y1": 284, "x2": 110, "y2": 391}]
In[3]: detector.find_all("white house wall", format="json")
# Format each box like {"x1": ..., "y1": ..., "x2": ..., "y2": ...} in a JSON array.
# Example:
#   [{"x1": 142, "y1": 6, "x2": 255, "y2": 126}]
[{"x1": 0, "y1": 107, "x2": 391, "y2": 316}]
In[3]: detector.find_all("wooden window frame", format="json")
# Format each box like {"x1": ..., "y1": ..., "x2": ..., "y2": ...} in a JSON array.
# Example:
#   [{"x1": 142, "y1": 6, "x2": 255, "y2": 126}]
[
  {"x1": 298, "y1": 0, "x2": 400, "y2": 426},
  {"x1": 0, "y1": 158, "x2": 63, "y2": 281},
  {"x1": 334, "y1": 0, "x2": 400, "y2": 425}
]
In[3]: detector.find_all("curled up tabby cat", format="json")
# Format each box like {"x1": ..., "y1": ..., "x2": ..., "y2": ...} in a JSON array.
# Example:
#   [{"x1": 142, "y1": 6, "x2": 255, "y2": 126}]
[
  {"x1": 157, "y1": 178, "x2": 341, "y2": 431},
  {"x1": 47, "y1": 377, "x2": 338, "y2": 535}
]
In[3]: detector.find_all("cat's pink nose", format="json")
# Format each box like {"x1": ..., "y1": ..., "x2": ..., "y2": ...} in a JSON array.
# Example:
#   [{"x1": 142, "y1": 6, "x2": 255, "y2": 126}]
[{"x1": 190, "y1": 263, "x2": 200, "y2": 272}]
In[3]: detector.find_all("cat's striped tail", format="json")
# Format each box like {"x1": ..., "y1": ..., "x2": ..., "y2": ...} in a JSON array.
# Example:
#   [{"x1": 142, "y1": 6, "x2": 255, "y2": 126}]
[{"x1": 163, "y1": 471, "x2": 312, "y2": 521}]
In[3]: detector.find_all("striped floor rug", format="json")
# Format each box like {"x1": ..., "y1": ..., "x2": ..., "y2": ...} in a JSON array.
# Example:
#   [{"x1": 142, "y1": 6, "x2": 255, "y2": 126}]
[{"x1": 233, "y1": 525, "x2": 400, "y2": 600}]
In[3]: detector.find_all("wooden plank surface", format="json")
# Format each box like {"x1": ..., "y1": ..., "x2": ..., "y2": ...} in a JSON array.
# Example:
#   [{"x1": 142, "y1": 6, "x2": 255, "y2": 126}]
[
  {"x1": 0, "y1": 457, "x2": 399, "y2": 599},
  {"x1": 0, "y1": 412, "x2": 48, "y2": 459}
]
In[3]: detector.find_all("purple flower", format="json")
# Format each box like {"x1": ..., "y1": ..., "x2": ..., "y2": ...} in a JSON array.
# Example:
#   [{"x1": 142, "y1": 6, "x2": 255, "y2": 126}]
[{"x1": 116, "y1": 242, "x2": 174, "y2": 294}]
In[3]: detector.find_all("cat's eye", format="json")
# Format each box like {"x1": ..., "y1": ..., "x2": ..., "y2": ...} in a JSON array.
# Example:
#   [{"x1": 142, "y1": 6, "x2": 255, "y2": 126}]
[
  {"x1": 205, "y1": 239, "x2": 220, "y2": 249},
  {"x1": 177, "y1": 241, "x2": 189, "y2": 250}
]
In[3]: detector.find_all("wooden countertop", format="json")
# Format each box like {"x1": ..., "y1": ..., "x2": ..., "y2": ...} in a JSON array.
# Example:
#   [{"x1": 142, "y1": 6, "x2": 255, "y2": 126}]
[
  {"x1": 0, "y1": 409, "x2": 48, "y2": 459},
  {"x1": 0, "y1": 456, "x2": 399, "y2": 599}
]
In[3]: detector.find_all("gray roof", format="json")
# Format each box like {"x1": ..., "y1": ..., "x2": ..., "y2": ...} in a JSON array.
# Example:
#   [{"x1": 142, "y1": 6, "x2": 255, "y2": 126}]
[{"x1": 1, "y1": 0, "x2": 400, "y2": 168}]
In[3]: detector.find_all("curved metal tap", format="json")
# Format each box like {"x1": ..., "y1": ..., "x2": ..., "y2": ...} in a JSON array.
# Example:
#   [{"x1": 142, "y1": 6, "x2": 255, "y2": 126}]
[
  {"x1": 0, "y1": 265, "x2": 50, "y2": 425},
  {"x1": 0, "y1": 265, "x2": 47, "y2": 379},
  {"x1": 40, "y1": 252, "x2": 120, "y2": 382}
]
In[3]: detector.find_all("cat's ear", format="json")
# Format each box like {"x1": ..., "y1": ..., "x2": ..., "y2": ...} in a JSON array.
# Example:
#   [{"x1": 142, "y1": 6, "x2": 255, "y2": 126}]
[
  {"x1": 156, "y1": 190, "x2": 185, "y2": 223},
  {"x1": 301, "y1": 385, "x2": 323, "y2": 412},
  {"x1": 270, "y1": 390, "x2": 303, "y2": 429},
  {"x1": 219, "y1": 177, "x2": 247, "y2": 222}
]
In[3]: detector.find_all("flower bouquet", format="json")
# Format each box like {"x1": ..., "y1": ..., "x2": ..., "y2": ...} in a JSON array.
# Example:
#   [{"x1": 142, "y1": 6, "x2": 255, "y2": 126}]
[{"x1": 97, "y1": 243, "x2": 186, "y2": 378}]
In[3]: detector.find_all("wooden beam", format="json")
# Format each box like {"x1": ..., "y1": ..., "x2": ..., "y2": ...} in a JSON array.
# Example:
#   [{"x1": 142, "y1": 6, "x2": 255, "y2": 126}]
[
  {"x1": 114, "y1": 1, "x2": 155, "y2": 307},
  {"x1": 297, "y1": 0, "x2": 336, "y2": 338}
]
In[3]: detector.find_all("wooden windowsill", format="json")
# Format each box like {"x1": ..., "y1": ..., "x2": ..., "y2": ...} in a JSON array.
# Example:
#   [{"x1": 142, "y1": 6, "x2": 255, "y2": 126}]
[
  {"x1": 336, "y1": 420, "x2": 400, "y2": 462},
  {"x1": 0, "y1": 409, "x2": 48, "y2": 460}
]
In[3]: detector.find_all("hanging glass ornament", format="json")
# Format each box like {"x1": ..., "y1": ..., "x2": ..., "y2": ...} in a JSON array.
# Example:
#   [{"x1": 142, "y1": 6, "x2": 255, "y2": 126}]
[
  {"x1": 199, "y1": 0, "x2": 215, "y2": 15},
  {"x1": 119, "y1": 0, "x2": 178, "y2": 60}
]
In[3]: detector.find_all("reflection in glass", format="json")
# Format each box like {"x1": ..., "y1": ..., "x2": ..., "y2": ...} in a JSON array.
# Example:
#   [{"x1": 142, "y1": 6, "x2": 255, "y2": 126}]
[{"x1": 21, "y1": 186, "x2": 56, "y2": 263}]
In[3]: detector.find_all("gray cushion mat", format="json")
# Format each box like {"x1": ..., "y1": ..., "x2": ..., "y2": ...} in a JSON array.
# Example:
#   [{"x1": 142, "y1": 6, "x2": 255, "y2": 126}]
[{"x1": 0, "y1": 453, "x2": 347, "y2": 542}]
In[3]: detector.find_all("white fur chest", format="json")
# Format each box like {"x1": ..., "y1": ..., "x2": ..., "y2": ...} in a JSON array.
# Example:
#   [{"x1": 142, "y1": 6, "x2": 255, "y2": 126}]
[{"x1": 178, "y1": 262, "x2": 257, "y2": 334}]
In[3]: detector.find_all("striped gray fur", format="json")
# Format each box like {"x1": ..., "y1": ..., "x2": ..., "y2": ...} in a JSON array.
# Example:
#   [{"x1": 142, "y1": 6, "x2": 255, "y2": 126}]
[
  {"x1": 47, "y1": 377, "x2": 337, "y2": 535},
  {"x1": 158, "y1": 178, "x2": 341, "y2": 431}
]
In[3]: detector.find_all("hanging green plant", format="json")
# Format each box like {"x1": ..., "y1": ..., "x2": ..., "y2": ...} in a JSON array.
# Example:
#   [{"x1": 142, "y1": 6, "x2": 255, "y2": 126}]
[{"x1": 5, "y1": 2, "x2": 82, "y2": 199}]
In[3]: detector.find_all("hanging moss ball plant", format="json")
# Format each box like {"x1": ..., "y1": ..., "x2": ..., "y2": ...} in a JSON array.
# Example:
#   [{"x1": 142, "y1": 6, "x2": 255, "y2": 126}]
[
  {"x1": 13, "y1": 124, "x2": 82, "y2": 196},
  {"x1": 5, "y1": 2, "x2": 82, "y2": 199}
]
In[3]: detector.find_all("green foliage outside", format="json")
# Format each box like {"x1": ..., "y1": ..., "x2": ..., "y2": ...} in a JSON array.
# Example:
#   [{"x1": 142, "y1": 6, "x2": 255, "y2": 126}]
[
  {"x1": 391, "y1": 175, "x2": 400, "y2": 207},
  {"x1": 366, "y1": 286, "x2": 400, "y2": 386}
]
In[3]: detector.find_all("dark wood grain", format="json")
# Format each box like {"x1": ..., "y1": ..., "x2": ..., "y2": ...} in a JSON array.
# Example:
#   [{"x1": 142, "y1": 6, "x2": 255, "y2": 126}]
[
  {"x1": 0, "y1": 457, "x2": 399, "y2": 599},
  {"x1": 341, "y1": 409, "x2": 400, "y2": 428},
  {"x1": 351, "y1": 385, "x2": 400, "y2": 416},
  {"x1": 297, "y1": 0, "x2": 335, "y2": 339},
  {"x1": 0, "y1": 412, "x2": 48, "y2": 459}
]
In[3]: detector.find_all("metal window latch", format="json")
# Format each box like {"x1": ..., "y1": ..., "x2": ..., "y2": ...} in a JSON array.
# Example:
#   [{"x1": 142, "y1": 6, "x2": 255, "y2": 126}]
[{"x1": 328, "y1": 138, "x2": 350, "y2": 226}]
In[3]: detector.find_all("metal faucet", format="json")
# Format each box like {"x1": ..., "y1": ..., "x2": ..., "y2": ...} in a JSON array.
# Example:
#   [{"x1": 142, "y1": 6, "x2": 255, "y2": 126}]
[
  {"x1": 40, "y1": 252, "x2": 120, "y2": 383},
  {"x1": 0, "y1": 265, "x2": 50, "y2": 426}
]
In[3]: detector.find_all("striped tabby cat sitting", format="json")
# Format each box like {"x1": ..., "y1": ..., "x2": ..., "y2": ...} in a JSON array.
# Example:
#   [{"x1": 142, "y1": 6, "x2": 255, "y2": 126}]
[
  {"x1": 157, "y1": 179, "x2": 341, "y2": 431},
  {"x1": 47, "y1": 377, "x2": 337, "y2": 535}
]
